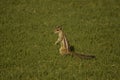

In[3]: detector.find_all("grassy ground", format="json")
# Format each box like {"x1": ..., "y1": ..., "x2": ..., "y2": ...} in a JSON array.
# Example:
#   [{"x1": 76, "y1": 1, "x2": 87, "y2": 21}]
[{"x1": 0, "y1": 0, "x2": 120, "y2": 80}]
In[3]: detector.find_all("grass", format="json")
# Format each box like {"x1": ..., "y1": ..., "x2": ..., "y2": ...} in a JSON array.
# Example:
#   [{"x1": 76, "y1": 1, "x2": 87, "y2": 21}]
[{"x1": 0, "y1": 0, "x2": 120, "y2": 80}]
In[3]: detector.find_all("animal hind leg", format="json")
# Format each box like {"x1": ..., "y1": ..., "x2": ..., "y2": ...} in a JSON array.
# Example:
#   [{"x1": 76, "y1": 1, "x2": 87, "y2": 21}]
[{"x1": 59, "y1": 48, "x2": 68, "y2": 55}]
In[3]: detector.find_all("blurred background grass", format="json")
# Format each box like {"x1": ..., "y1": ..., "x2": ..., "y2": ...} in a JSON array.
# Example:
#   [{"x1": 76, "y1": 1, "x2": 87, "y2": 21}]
[{"x1": 0, "y1": 0, "x2": 120, "y2": 80}]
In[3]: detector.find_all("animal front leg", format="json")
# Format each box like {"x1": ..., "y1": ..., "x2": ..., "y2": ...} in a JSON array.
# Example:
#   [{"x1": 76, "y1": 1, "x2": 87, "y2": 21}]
[
  {"x1": 55, "y1": 37, "x2": 62, "y2": 45},
  {"x1": 55, "y1": 41, "x2": 59, "y2": 45}
]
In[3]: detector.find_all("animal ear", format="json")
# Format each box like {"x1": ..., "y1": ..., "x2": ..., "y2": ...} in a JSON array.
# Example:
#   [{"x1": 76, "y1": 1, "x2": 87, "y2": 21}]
[
  {"x1": 59, "y1": 27, "x2": 62, "y2": 30},
  {"x1": 56, "y1": 26, "x2": 62, "y2": 30}
]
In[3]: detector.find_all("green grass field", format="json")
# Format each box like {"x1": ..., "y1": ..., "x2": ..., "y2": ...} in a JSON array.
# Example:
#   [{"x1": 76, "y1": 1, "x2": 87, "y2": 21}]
[{"x1": 0, "y1": 0, "x2": 120, "y2": 80}]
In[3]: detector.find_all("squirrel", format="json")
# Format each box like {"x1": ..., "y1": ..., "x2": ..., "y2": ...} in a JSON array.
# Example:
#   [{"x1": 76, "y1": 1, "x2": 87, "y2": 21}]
[{"x1": 54, "y1": 26, "x2": 95, "y2": 59}]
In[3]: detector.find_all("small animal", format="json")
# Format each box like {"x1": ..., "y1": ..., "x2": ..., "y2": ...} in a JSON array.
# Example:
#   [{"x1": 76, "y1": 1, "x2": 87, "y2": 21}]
[{"x1": 54, "y1": 26, "x2": 95, "y2": 59}]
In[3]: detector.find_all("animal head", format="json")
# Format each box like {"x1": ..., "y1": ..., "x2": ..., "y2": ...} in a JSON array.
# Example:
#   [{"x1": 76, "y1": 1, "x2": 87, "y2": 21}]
[{"x1": 54, "y1": 26, "x2": 62, "y2": 34}]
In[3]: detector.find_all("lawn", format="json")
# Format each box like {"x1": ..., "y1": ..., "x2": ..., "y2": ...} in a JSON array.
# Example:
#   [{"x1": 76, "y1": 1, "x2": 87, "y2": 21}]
[{"x1": 0, "y1": 0, "x2": 120, "y2": 80}]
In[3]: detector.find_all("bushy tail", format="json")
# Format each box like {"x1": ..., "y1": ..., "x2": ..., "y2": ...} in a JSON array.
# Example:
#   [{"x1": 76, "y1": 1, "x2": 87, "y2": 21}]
[{"x1": 72, "y1": 52, "x2": 95, "y2": 59}]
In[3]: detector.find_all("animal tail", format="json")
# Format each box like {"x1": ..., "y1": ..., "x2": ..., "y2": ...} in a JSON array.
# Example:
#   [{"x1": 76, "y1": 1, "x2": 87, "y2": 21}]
[{"x1": 71, "y1": 52, "x2": 95, "y2": 59}]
